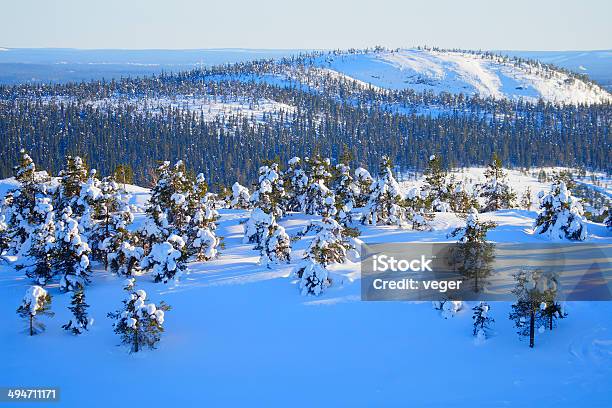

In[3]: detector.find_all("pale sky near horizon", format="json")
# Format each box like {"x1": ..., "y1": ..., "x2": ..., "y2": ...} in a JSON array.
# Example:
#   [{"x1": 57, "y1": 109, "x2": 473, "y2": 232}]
[{"x1": 2, "y1": 0, "x2": 611, "y2": 51}]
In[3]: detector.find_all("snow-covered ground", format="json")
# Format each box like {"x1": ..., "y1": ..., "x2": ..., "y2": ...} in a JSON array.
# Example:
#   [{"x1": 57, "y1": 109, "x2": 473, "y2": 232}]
[
  {"x1": 1, "y1": 170, "x2": 611, "y2": 407},
  {"x1": 313, "y1": 49, "x2": 612, "y2": 105}
]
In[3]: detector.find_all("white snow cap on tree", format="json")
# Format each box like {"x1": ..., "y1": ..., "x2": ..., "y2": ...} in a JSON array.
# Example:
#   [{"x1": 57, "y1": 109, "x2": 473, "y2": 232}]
[
  {"x1": 243, "y1": 207, "x2": 274, "y2": 248},
  {"x1": 142, "y1": 234, "x2": 187, "y2": 283},
  {"x1": 297, "y1": 259, "x2": 330, "y2": 296},
  {"x1": 21, "y1": 285, "x2": 49, "y2": 315},
  {"x1": 259, "y1": 223, "x2": 291, "y2": 267},
  {"x1": 230, "y1": 182, "x2": 251, "y2": 209},
  {"x1": 534, "y1": 182, "x2": 587, "y2": 241}
]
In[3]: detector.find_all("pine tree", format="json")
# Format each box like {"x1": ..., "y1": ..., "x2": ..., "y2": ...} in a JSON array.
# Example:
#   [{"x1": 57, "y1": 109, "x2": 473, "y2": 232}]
[
  {"x1": 0, "y1": 212, "x2": 9, "y2": 258},
  {"x1": 509, "y1": 268, "x2": 557, "y2": 348},
  {"x1": 479, "y1": 153, "x2": 516, "y2": 212},
  {"x1": 230, "y1": 182, "x2": 251, "y2": 209},
  {"x1": 141, "y1": 234, "x2": 188, "y2": 283},
  {"x1": 404, "y1": 187, "x2": 433, "y2": 231},
  {"x1": 243, "y1": 208, "x2": 275, "y2": 249},
  {"x1": 56, "y1": 155, "x2": 89, "y2": 213},
  {"x1": 521, "y1": 187, "x2": 532, "y2": 210},
  {"x1": 250, "y1": 163, "x2": 286, "y2": 217},
  {"x1": 54, "y1": 206, "x2": 92, "y2": 292},
  {"x1": 423, "y1": 154, "x2": 450, "y2": 211},
  {"x1": 472, "y1": 302, "x2": 494, "y2": 339},
  {"x1": 16, "y1": 197, "x2": 56, "y2": 285},
  {"x1": 539, "y1": 300, "x2": 567, "y2": 331},
  {"x1": 534, "y1": 182, "x2": 587, "y2": 241},
  {"x1": 108, "y1": 235, "x2": 144, "y2": 277},
  {"x1": 605, "y1": 210, "x2": 612, "y2": 230},
  {"x1": 16, "y1": 285, "x2": 53, "y2": 336},
  {"x1": 361, "y1": 156, "x2": 407, "y2": 226},
  {"x1": 332, "y1": 162, "x2": 357, "y2": 225},
  {"x1": 303, "y1": 155, "x2": 332, "y2": 215},
  {"x1": 283, "y1": 157, "x2": 308, "y2": 212},
  {"x1": 108, "y1": 279, "x2": 170, "y2": 352},
  {"x1": 354, "y1": 167, "x2": 374, "y2": 207},
  {"x1": 448, "y1": 182, "x2": 479, "y2": 214},
  {"x1": 187, "y1": 192, "x2": 220, "y2": 261},
  {"x1": 259, "y1": 222, "x2": 291, "y2": 267},
  {"x1": 62, "y1": 284, "x2": 90, "y2": 335},
  {"x1": 5, "y1": 150, "x2": 50, "y2": 253}
]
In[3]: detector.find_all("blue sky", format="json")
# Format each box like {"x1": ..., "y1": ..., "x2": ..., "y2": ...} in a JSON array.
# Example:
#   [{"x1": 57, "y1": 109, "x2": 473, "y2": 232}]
[{"x1": 2, "y1": 0, "x2": 611, "y2": 50}]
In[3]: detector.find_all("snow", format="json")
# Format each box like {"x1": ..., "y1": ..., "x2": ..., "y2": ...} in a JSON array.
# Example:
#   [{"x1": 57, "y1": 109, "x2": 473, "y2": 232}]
[
  {"x1": 1, "y1": 170, "x2": 612, "y2": 406},
  {"x1": 314, "y1": 49, "x2": 612, "y2": 105}
]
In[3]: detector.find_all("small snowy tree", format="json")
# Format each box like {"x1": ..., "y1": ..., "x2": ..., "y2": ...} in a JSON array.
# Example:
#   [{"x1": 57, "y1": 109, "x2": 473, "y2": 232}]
[
  {"x1": 432, "y1": 300, "x2": 464, "y2": 319},
  {"x1": 243, "y1": 208, "x2": 275, "y2": 249},
  {"x1": 472, "y1": 302, "x2": 494, "y2": 340},
  {"x1": 16, "y1": 285, "x2": 53, "y2": 336},
  {"x1": 56, "y1": 155, "x2": 89, "y2": 213},
  {"x1": 259, "y1": 222, "x2": 291, "y2": 267},
  {"x1": 187, "y1": 193, "x2": 220, "y2": 261},
  {"x1": 141, "y1": 234, "x2": 188, "y2": 283},
  {"x1": 521, "y1": 187, "x2": 533, "y2": 210},
  {"x1": 250, "y1": 163, "x2": 286, "y2": 217},
  {"x1": 332, "y1": 163, "x2": 358, "y2": 225},
  {"x1": 534, "y1": 182, "x2": 587, "y2": 241},
  {"x1": 423, "y1": 154, "x2": 450, "y2": 211},
  {"x1": 354, "y1": 167, "x2": 374, "y2": 207},
  {"x1": 108, "y1": 236, "x2": 144, "y2": 277},
  {"x1": 296, "y1": 260, "x2": 330, "y2": 296},
  {"x1": 55, "y1": 207, "x2": 91, "y2": 292},
  {"x1": 283, "y1": 157, "x2": 308, "y2": 212},
  {"x1": 16, "y1": 197, "x2": 56, "y2": 285},
  {"x1": 230, "y1": 182, "x2": 251, "y2": 209},
  {"x1": 404, "y1": 187, "x2": 433, "y2": 231},
  {"x1": 361, "y1": 156, "x2": 407, "y2": 226},
  {"x1": 479, "y1": 153, "x2": 516, "y2": 212},
  {"x1": 0, "y1": 212, "x2": 9, "y2": 258},
  {"x1": 605, "y1": 210, "x2": 612, "y2": 230},
  {"x1": 108, "y1": 279, "x2": 170, "y2": 352},
  {"x1": 62, "y1": 284, "x2": 91, "y2": 335},
  {"x1": 303, "y1": 156, "x2": 332, "y2": 215}
]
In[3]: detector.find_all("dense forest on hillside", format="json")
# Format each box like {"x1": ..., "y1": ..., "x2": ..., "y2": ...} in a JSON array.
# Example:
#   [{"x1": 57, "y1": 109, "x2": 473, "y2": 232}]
[{"x1": 0, "y1": 48, "x2": 610, "y2": 187}]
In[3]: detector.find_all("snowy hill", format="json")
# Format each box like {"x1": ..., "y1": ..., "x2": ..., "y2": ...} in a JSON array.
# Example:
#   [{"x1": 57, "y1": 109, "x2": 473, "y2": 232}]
[{"x1": 310, "y1": 49, "x2": 612, "y2": 104}]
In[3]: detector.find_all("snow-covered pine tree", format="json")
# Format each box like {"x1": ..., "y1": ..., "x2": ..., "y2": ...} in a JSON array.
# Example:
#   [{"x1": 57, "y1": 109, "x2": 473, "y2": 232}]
[
  {"x1": 423, "y1": 154, "x2": 450, "y2": 211},
  {"x1": 250, "y1": 163, "x2": 286, "y2": 217},
  {"x1": 108, "y1": 279, "x2": 170, "y2": 352},
  {"x1": 354, "y1": 167, "x2": 374, "y2": 207},
  {"x1": 230, "y1": 182, "x2": 251, "y2": 209},
  {"x1": 259, "y1": 222, "x2": 291, "y2": 268},
  {"x1": 404, "y1": 187, "x2": 432, "y2": 231},
  {"x1": 108, "y1": 237, "x2": 144, "y2": 277},
  {"x1": 56, "y1": 155, "x2": 89, "y2": 214},
  {"x1": 54, "y1": 206, "x2": 92, "y2": 292},
  {"x1": 0, "y1": 212, "x2": 9, "y2": 258},
  {"x1": 187, "y1": 191, "x2": 220, "y2": 261},
  {"x1": 5, "y1": 149, "x2": 50, "y2": 253},
  {"x1": 605, "y1": 210, "x2": 612, "y2": 230},
  {"x1": 479, "y1": 153, "x2": 516, "y2": 212},
  {"x1": 141, "y1": 234, "x2": 188, "y2": 283},
  {"x1": 534, "y1": 182, "x2": 587, "y2": 241},
  {"x1": 361, "y1": 156, "x2": 407, "y2": 226},
  {"x1": 539, "y1": 300, "x2": 567, "y2": 331},
  {"x1": 303, "y1": 155, "x2": 333, "y2": 215},
  {"x1": 332, "y1": 162, "x2": 358, "y2": 225},
  {"x1": 472, "y1": 302, "x2": 494, "y2": 339},
  {"x1": 16, "y1": 285, "x2": 53, "y2": 336},
  {"x1": 448, "y1": 180, "x2": 479, "y2": 214},
  {"x1": 17, "y1": 197, "x2": 56, "y2": 285},
  {"x1": 283, "y1": 157, "x2": 308, "y2": 212},
  {"x1": 62, "y1": 284, "x2": 90, "y2": 335},
  {"x1": 243, "y1": 208, "x2": 275, "y2": 249},
  {"x1": 521, "y1": 187, "x2": 533, "y2": 210},
  {"x1": 509, "y1": 268, "x2": 556, "y2": 348},
  {"x1": 449, "y1": 208, "x2": 496, "y2": 293},
  {"x1": 76, "y1": 169, "x2": 102, "y2": 236}
]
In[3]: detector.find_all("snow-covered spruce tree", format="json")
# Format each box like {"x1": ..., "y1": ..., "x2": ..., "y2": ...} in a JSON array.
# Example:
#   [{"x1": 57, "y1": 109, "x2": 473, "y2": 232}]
[
  {"x1": 108, "y1": 236, "x2": 144, "y2": 277},
  {"x1": 108, "y1": 279, "x2": 170, "y2": 352},
  {"x1": 54, "y1": 206, "x2": 92, "y2": 292},
  {"x1": 250, "y1": 162, "x2": 286, "y2": 217},
  {"x1": 432, "y1": 300, "x2": 464, "y2": 319},
  {"x1": 472, "y1": 302, "x2": 494, "y2": 340},
  {"x1": 509, "y1": 268, "x2": 557, "y2": 348},
  {"x1": 62, "y1": 284, "x2": 90, "y2": 335},
  {"x1": 243, "y1": 207, "x2": 275, "y2": 249},
  {"x1": 187, "y1": 191, "x2": 220, "y2": 261},
  {"x1": 605, "y1": 210, "x2": 612, "y2": 230},
  {"x1": 423, "y1": 154, "x2": 450, "y2": 211},
  {"x1": 354, "y1": 167, "x2": 374, "y2": 207},
  {"x1": 76, "y1": 169, "x2": 102, "y2": 236},
  {"x1": 303, "y1": 155, "x2": 333, "y2": 215},
  {"x1": 479, "y1": 153, "x2": 516, "y2": 212},
  {"x1": 534, "y1": 182, "x2": 587, "y2": 241},
  {"x1": 539, "y1": 300, "x2": 567, "y2": 331},
  {"x1": 259, "y1": 222, "x2": 291, "y2": 268},
  {"x1": 141, "y1": 234, "x2": 188, "y2": 283},
  {"x1": 283, "y1": 157, "x2": 308, "y2": 212},
  {"x1": 230, "y1": 182, "x2": 251, "y2": 209},
  {"x1": 521, "y1": 187, "x2": 533, "y2": 210},
  {"x1": 332, "y1": 162, "x2": 358, "y2": 225},
  {"x1": 55, "y1": 155, "x2": 89, "y2": 214},
  {"x1": 16, "y1": 197, "x2": 56, "y2": 285},
  {"x1": 449, "y1": 208, "x2": 496, "y2": 293},
  {"x1": 0, "y1": 212, "x2": 9, "y2": 258},
  {"x1": 361, "y1": 156, "x2": 407, "y2": 226},
  {"x1": 404, "y1": 187, "x2": 433, "y2": 231},
  {"x1": 16, "y1": 285, "x2": 53, "y2": 336},
  {"x1": 5, "y1": 149, "x2": 50, "y2": 253},
  {"x1": 448, "y1": 179, "x2": 479, "y2": 214}
]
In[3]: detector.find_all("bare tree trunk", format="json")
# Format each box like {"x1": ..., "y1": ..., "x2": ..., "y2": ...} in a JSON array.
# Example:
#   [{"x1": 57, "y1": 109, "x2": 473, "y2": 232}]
[{"x1": 529, "y1": 308, "x2": 535, "y2": 348}]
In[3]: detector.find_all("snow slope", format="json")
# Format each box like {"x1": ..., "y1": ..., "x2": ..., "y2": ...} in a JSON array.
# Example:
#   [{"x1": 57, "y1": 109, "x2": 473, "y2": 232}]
[
  {"x1": 1, "y1": 172, "x2": 611, "y2": 407},
  {"x1": 313, "y1": 49, "x2": 612, "y2": 104}
]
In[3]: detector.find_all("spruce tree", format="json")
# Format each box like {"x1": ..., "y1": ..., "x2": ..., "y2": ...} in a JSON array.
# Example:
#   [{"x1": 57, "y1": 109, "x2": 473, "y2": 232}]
[
  {"x1": 54, "y1": 206, "x2": 92, "y2": 292},
  {"x1": 303, "y1": 155, "x2": 332, "y2": 215},
  {"x1": 472, "y1": 302, "x2": 494, "y2": 340},
  {"x1": 259, "y1": 222, "x2": 291, "y2": 267},
  {"x1": 17, "y1": 197, "x2": 56, "y2": 285},
  {"x1": 521, "y1": 187, "x2": 532, "y2": 210},
  {"x1": 250, "y1": 163, "x2": 286, "y2": 217},
  {"x1": 423, "y1": 154, "x2": 450, "y2": 211},
  {"x1": 361, "y1": 156, "x2": 407, "y2": 226},
  {"x1": 283, "y1": 157, "x2": 308, "y2": 212},
  {"x1": 479, "y1": 153, "x2": 516, "y2": 212},
  {"x1": 108, "y1": 235, "x2": 144, "y2": 277},
  {"x1": 16, "y1": 285, "x2": 53, "y2": 336},
  {"x1": 141, "y1": 234, "x2": 188, "y2": 283},
  {"x1": 230, "y1": 182, "x2": 251, "y2": 209},
  {"x1": 332, "y1": 162, "x2": 357, "y2": 225},
  {"x1": 187, "y1": 192, "x2": 220, "y2": 261},
  {"x1": 56, "y1": 155, "x2": 89, "y2": 213},
  {"x1": 243, "y1": 208, "x2": 275, "y2": 249},
  {"x1": 534, "y1": 182, "x2": 587, "y2": 240},
  {"x1": 354, "y1": 167, "x2": 374, "y2": 207},
  {"x1": 108, "y1": 279, "x2": 170, "y2": 352},
  {"x1": 62, "y1": 284, "x2": 90, "y2": 335}
]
